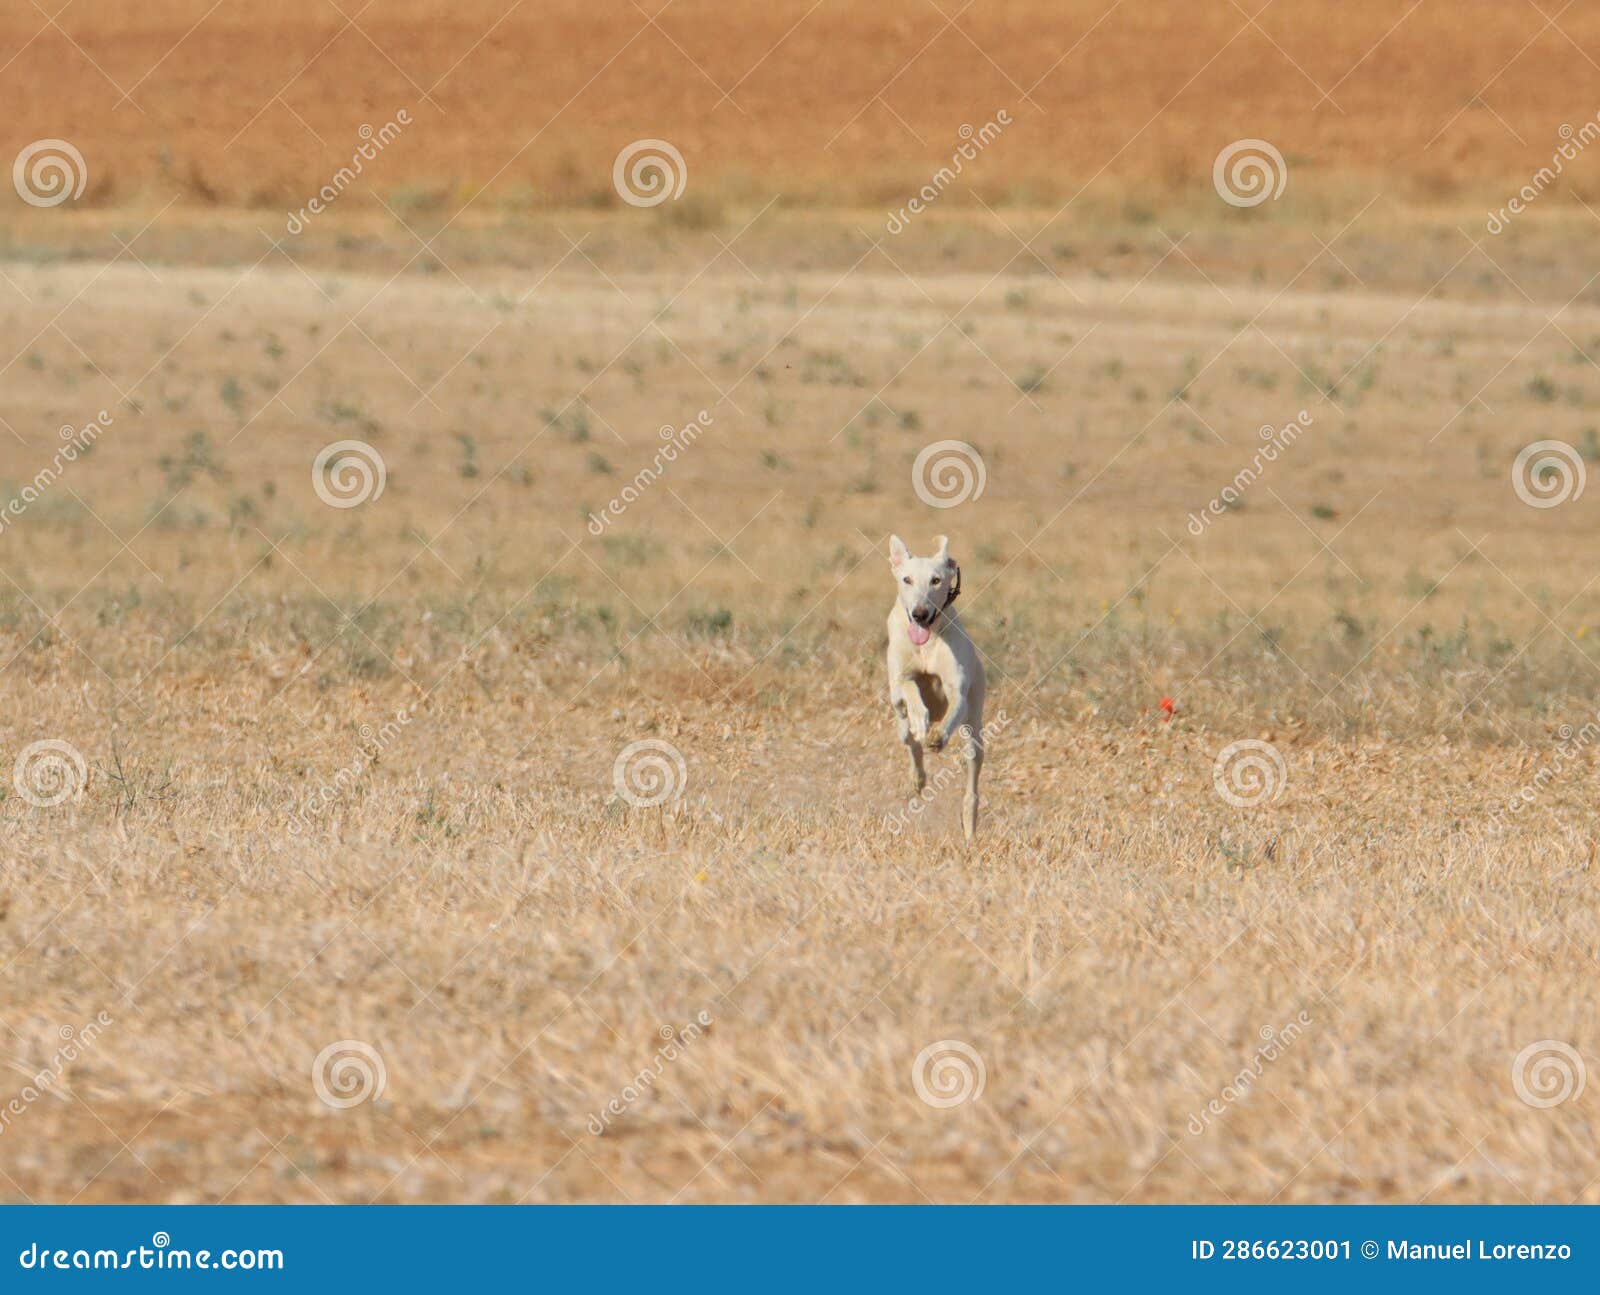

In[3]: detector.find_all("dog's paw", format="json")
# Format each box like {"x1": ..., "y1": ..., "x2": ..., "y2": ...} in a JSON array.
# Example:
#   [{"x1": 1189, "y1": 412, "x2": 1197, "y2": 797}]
[{"x1": 925, "y1": 729, "x2": 946, "y2": 753}]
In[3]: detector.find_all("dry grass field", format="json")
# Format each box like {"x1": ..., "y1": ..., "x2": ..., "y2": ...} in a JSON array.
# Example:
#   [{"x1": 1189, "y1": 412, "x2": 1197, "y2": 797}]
[
  {"x1": 2, "y1": 2, "x2": 1600, "y2": 1204},
  {"x1": 10, "y1": 0, "x2": 1600, "y2": 210}
]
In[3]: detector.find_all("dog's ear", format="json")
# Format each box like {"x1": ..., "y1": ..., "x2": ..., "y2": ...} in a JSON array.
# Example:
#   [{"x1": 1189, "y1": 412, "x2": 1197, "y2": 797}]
[
  {"x1": 932, "y1": 534, "x2": 950, "y2": 564},
  {"x1": 889, "y1": 534, "x2": 909, "y2": 570}
]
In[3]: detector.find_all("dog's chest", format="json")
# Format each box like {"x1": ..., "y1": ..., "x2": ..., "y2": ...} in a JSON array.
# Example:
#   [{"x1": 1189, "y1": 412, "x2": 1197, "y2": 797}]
[
  {"x1": 910, "y1": 670, "x2": 949, "y2": 718},
  {"x1": 894, "y1": 635, "x2": 949, "y2": 677}
]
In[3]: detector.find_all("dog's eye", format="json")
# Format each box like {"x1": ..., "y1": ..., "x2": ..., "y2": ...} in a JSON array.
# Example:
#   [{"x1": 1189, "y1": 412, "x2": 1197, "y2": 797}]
[
  {"x1": 902, "y1": 576, "x2": 911, "y2": 585},
  {"x1": 930, "y1": 577, "x2": 940, "y2": 586}
]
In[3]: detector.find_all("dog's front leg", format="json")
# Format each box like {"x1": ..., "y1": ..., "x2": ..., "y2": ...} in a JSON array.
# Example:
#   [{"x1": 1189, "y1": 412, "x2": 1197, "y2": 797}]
[
  {"x1": 898, "y1": 680, "x2": 930, "y2": 742},
  {"x1": 895, "y1": 682, "x2": 929, "y2": 792},
  {"x1": 926, "y1": 669, "x2": 968, "y2": 753}
]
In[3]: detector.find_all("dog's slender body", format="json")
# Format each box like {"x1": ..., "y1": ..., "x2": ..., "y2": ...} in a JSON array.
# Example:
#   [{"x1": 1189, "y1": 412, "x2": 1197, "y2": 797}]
[{"x1": 885, "y1": 535, "x2": 986, "y2": 840}]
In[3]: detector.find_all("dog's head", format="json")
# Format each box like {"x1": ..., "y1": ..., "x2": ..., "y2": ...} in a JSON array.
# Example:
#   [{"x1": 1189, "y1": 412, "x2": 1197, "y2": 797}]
[{"x1": 889, "y1": 534, "x2": 960, "y2": 645}]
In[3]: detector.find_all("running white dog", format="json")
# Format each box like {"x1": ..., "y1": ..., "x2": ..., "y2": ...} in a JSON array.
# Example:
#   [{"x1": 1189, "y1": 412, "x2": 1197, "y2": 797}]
[{"x1": 885, "y1": 534, "x2": 986, "y2": 840}]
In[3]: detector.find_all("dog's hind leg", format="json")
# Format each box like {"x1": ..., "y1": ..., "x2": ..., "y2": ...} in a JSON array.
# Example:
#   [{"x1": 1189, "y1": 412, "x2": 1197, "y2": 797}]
[
  {"x1": 961, "y1": 707, "x2": 984, "y2": 842},
  {"x1": 906, "y1": 733, "x2": 927, "y2": 795}
]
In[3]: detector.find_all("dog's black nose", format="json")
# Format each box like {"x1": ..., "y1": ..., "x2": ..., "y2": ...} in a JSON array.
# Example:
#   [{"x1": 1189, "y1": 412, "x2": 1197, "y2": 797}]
[{"x1": 912, "y1": 606, "x2": 935, "y2": 626}]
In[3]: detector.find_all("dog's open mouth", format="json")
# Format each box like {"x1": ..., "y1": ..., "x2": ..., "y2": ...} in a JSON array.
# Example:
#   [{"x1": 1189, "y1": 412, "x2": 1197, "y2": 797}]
[{"x1": 906, "y1": 618, "x2": 931, "y2": 646}]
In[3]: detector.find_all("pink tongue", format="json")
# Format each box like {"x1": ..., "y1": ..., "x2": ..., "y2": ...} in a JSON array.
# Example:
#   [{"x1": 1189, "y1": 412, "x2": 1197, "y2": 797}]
[{"x1": 907, "y1": 621, "x2": 931, "y2": 646}]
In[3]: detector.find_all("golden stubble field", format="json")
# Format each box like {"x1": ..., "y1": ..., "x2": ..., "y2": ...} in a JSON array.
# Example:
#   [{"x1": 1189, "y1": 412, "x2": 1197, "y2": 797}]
[
  {"x1": 0, "y1": 195, "x2": 1597, "y2": 1203},
  {"x1": 10, "y1": 0, "x2": 1600, "y2": 211}
]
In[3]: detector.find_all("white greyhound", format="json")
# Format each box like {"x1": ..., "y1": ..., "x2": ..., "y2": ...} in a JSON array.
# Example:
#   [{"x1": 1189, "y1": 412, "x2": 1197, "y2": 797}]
[{"x1": 885, "y1": 534, "x2": 986, "y2": 840}]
